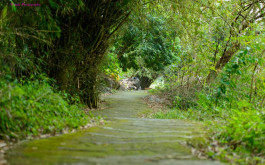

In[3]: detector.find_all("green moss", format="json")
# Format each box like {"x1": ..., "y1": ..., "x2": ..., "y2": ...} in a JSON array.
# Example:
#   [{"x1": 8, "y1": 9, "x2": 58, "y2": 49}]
[{"x1": 6, "y1": 91, "x2": 213, "y2": 165}]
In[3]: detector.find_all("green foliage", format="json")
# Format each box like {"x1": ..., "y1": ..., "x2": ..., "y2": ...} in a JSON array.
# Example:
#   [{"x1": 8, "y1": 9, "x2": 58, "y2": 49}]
[
  {"x1": 0, "y1": 0, "x2": 135, "y2": 108},
  {"x1": 117, "y1": 14, "x2": 177, "y2": 72},
  {"x1": 153, "y1": 98, "x2": 265, "y2": 163},
  {"x1": 111, "y1": 9, "x2": 179, "y2": 86},
  {"x1": 0, "y1": 78, "x2": 89, "y2": 140},
  {"x1": 102, "y1": 48, "x2": 122, "y2": 80},
  {"x1": 1, "y1": 1, "x2": 265, "y2": 163},
  {"x1": 147, "y1": 1, "x2": 265, "y2": 163},
  {"x1": 217, "y1": 110, "x2": 265, "y2": 154}
]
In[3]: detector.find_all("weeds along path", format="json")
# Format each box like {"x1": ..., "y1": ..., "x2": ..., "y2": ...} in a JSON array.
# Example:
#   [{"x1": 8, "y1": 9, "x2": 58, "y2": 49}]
[{"x1": 6, "y1": 91, "x2": 224, "y2": 165}]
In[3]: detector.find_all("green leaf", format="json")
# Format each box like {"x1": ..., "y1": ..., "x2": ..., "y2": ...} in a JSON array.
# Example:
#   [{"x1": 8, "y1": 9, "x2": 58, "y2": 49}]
[
  {"x1": 49, "y1": 0, "x2": 59, "y2": 8},
  {"x1": 9, "y1": 0, "x2": 17, "y2": 12},
  {"x1": 1, "y1": 6, "x2": 7, "y2": 20}
]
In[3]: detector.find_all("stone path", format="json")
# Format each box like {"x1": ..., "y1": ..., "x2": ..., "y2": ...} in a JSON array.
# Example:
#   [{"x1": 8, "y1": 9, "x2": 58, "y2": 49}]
[{"x1": 6, "y1": 91, "x2": 224, "y2": 165}]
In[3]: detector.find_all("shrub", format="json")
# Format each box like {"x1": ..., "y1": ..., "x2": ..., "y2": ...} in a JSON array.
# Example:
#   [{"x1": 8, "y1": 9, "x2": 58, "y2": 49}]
[
  {"x1": 216, "y1": 110, "x2": 265, "y2": 154},
  {"x1": 0, "y1": 79, "x2": 89, "y2": 140}
]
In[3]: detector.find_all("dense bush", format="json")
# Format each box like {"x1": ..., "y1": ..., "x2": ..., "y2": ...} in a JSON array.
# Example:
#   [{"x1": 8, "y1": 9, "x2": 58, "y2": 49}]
[
  {"x1": 217, "y1": 110, "x2": 265, "y2": 155},
  {"x1": 152, "y1": 92, "x2": 265, "y2": 163},
  {"x1": 0, "y1": 78, "x2": 89, "y2": 140}
]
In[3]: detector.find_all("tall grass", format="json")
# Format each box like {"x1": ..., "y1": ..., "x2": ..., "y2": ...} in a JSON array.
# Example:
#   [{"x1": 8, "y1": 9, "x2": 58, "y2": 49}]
[{"x1": 0, "y1": 78, "x2": 90, "y2": 140}]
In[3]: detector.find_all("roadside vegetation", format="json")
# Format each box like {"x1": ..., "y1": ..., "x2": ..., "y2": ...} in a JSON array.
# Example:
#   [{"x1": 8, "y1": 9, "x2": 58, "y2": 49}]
[
  {"x1": 0, "y1": 76, "x2": 92, "y2": 140},
  {"x1": 1, "y1": 1, "x2": 264, "y2": 164},
  {"x1": 140, "y1": 1, "x2": 265, "y2": 164}
]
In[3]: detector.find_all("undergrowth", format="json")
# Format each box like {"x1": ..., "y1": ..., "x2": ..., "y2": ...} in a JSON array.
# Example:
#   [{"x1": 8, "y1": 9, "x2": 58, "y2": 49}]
[
  {"x1": 149, "y1": 87, "x2": 265, "y2": 165},
  {"x1": 0, "y1": 78, "x2": 93, "y2": 141}
]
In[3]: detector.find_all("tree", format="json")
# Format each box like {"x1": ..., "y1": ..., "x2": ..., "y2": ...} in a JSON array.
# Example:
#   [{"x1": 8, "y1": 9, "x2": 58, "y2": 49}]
[
  {"x1": 206, "y1": 0, "x2": 265, "y2": 83},
  {"x1": 46, "y1": 0, "x2": 133, "y2": 108},
  {"x1": 113, "y1": 11, "x2": 178, "y2": 88},
  {"x1": 1, "y1": 0, "x2": 135, "y2": 108}
]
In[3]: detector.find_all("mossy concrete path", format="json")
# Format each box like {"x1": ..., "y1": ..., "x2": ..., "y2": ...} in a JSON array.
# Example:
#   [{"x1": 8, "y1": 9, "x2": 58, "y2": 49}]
[{"x1": 6, "y1": 91, "x2": 224, "y2": 165}]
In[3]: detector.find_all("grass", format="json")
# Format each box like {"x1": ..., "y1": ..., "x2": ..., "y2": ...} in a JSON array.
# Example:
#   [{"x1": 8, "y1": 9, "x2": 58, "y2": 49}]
[
  {"x1": 0, "y1": 78, "x2": 95, "y2": 141},
  {"x1": 144, "y1": 88, "x2": 265, "y2": 165}
]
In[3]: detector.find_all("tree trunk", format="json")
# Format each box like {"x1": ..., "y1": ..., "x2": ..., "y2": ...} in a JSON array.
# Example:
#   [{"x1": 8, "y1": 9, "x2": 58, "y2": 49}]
[
  {"x1": 46, "y1": 1, "x2": 132, "y2": 108},
  {"x1": 81, "y1": 73, "x2": 98, "y2": 109},
  {"x1": 206, "y1": 42, "x2": 240, "y2": 83},
  {"x1": 206, "y1": 1, "x2": 262, "y2": 84}
]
